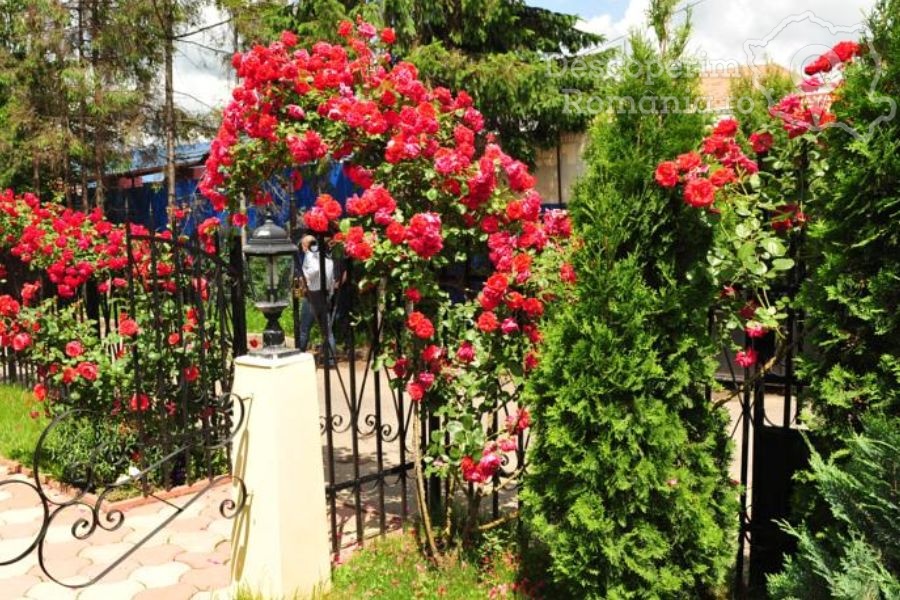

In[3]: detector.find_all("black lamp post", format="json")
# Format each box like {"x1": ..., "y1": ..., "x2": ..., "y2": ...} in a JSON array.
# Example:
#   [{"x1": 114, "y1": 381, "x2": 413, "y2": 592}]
[{"x1": 243, "y1": 215, "x2": 299, "y2": 357}]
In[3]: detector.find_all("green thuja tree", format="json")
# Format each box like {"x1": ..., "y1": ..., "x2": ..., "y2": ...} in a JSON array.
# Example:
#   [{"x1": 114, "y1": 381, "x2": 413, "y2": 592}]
[
  {"x1": 522, "y1": 2, "x2": 736, "y2": 598},
  {"x1": 768, "y1": 416, "x2": 899, "y2": 599},
  {"x1": 769, "y1": 0, "x2": 900, "y2": 596},
  {"x1": 798, "y1": 0, "x2": 900, "y2": 440}
]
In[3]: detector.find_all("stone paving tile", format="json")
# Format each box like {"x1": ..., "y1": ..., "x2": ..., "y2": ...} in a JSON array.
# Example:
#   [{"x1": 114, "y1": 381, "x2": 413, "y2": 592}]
[
  {"x1": 76, "y1": 579, "x2": 146, "y2": 600},
  {"x1": 76, "y1": 557, "x2": 142, "y2": 585},
  {"x1": 131, "y1": 561, "x2": 191, "y2": 588},
  {"x1": 23, "y1": 580, "x2": 79, "y2": 600},
  {"x1": 174, "y1": 550, "x2": 229, "y2": 570},
  {"x1": 3, "y1": 573, "x2": 43, "y2": 599},
  {"x1": 77, "y1": 541, "x2": 135, "y2": 565},
  {"x1": 163, "y1": 530, "x2": 223, "y2": 554},
  {"x1": 133, "y1": 582, "x2": 199, "y2": 600},
  {"x1": 179, "y1": 564, "x2": 230, "y2": 591},
  {"x1": 2, "y1": 482, "x2": 234, "y2": 600},
  {"x1": 28, "y1": 555, "x2": 91, "y2": 582},
  {"x1": 131, "y1": 543, "x2": 183, "y2": 566}
]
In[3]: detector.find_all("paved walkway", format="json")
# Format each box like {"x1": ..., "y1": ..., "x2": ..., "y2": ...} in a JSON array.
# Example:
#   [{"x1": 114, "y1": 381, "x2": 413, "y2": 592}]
[{"x1": 0, "y1": 465, "x2": 232, "y2": 600}]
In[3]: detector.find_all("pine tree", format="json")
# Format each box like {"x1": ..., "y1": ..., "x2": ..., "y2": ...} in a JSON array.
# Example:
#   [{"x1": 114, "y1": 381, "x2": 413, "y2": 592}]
[{"x1": 521, "y1": 3, "x2": 736, "y2": 597}]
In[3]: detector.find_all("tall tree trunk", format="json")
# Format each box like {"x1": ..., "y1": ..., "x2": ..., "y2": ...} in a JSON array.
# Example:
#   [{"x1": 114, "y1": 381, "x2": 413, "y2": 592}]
[
  {"x1": 91, "y1": 0, "x2": 104, "y2": 213},
  {"x1": 78, "y1": 0, "x2": 89, "y2": 211},
  {"x1": 164, "y1": 1, "x2": 176, "y2": 208}
]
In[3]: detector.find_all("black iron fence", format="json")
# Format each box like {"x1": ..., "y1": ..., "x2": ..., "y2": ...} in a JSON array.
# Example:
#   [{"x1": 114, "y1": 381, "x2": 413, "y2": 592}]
[{"x1": 0, "y1": 209, "x2": 248, "y2": 586}]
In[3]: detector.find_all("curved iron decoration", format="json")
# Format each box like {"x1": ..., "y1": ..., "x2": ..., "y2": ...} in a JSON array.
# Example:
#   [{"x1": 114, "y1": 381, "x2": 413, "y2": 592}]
[{"x1": 0, "y1": 392, "x2": 248, "y2": 589}]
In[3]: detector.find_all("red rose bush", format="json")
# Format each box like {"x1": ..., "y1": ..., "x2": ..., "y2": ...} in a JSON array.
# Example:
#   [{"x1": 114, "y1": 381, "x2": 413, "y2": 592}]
[{"x1": 198, "y1": 20, "x2": 573, "y2": 549}]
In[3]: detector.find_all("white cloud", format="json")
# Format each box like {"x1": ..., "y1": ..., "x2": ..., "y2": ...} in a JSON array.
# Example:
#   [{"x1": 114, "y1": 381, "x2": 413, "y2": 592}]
[{"x1": 576, "y1": 0, "x2": 876, "y2": 75}]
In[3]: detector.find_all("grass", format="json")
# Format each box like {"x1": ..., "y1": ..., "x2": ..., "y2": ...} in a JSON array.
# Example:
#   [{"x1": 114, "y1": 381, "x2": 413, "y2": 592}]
[
  {"x1": 0, "y1": 383, "x2": 47, "y2": 466},
  {"x1": 245, "y1": 304, "x2": 295, "y2": 336},
  {"x1": 233, "y1": 530, "x2": 539, "y2": 600},
  {"x1": 328, "y1": 533, "x2": 518, "y2": 599}
]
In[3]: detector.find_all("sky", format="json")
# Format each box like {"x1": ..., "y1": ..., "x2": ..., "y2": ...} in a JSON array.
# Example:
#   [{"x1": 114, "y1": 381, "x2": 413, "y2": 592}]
[{"x1": 173, "y1": 0, "x2": 879, "y2": 113}]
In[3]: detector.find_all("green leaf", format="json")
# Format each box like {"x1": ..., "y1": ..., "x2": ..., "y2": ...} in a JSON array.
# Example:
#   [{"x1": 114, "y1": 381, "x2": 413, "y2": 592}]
[
  {"x1": 772, "y1": 258, "x2": 795, "y2": 271},
  {"x1": 760, "y1": 237, "x2": 786, "y2": 257}
]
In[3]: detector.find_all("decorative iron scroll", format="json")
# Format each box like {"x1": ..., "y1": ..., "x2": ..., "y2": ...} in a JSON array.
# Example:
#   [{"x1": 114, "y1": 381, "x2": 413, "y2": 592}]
[{"x1": 0, "y1": 392, "x2": 247, "y2": 588}]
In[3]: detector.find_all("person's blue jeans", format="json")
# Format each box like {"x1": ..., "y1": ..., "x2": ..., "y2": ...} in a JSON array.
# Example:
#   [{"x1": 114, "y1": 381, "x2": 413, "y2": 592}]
[{"x1": 298, "y1": 291, "x2": 337, "y2": 361}]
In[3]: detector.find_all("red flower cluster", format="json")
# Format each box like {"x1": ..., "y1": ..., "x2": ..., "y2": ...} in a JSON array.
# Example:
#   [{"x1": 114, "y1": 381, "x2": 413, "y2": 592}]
[
  {"x1": 405, "y1": 212, "x2": 443, "y2": 259},
  {"x1": 303, "y1": 194, "x2": 343, "y2": 233},
  {"x1": 655, "y1": 118, "x2": 765, "y2": 209},
  {"x1": 769, "y1": 94, "x2": 836, "y2": 138},
  {"x1": 804, "y1": 40, "x2": 860, "y2": 76},
  {"x1": 406, "y1": 311, "x2": 435, "y2": 341}
]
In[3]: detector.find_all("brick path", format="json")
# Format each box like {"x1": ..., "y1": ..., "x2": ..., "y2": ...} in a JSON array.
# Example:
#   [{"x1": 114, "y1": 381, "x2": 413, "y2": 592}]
[{"x1": 0, "y1": 464, "x2": 233, "y2": 600}]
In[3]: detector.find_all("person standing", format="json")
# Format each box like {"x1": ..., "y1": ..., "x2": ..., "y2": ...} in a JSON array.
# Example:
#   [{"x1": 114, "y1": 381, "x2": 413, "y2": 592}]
[{"x1": 298, "y1": 235, "x2": 337, "y2": 366}]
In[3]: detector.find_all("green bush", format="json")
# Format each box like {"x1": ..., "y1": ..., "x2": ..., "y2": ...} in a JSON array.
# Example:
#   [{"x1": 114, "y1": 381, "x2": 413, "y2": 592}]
[
  {"x1": 769, "y1": 1, "x2": 900, "y2": 595},
  {"x1": 768, "y1": 416, "x2": 900, "y2": 599},
  {"x1": 799, "y1": 0, "x2": 900, "y2": 441},
  {"x1": 521, "y1": 7, "x2": 737, "y2": 598}
]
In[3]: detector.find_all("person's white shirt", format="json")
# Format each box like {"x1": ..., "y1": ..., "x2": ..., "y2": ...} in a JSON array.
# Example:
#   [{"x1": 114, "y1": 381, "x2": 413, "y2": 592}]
[{"x1": 302, "y1": 247, "x2": 335, "y2": 293}]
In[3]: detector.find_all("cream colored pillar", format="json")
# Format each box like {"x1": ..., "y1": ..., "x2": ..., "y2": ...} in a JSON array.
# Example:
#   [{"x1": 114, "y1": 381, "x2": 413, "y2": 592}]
[{"x1": 230, "y1": 352, "x2": 331, "y2": 599}]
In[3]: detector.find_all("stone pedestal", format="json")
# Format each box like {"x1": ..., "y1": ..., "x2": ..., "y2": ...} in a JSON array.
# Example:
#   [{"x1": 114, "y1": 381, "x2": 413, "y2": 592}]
[{"x1": 229, "y1": 352, "x2": 330, "y2": 598}]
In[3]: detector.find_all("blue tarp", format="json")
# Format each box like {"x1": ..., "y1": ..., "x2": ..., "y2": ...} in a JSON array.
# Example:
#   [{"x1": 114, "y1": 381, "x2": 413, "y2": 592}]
[{"x1": 105, "y1": 161, "x2": 356, "y2": 236}]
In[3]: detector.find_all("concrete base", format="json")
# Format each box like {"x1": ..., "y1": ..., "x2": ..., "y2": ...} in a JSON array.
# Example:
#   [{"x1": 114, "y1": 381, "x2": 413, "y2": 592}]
[{"x1": 230, "y1": 352, "x2": 331, "y2": 599}]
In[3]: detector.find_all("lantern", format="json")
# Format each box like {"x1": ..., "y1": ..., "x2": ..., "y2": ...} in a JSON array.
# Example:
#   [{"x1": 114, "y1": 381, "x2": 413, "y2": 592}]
[{"x1": 243, "y1": 216, "x2": 298, "y2": 355}]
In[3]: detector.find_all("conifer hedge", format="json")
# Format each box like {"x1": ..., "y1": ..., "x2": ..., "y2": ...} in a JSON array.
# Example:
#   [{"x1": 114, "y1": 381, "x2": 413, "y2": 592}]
[{"x1": 522, "y1": 19, "x2": 737, "y2": 598}]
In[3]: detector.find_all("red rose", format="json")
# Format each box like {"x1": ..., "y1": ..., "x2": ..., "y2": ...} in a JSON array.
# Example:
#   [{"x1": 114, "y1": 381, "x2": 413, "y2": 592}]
[
  {"x1": 736, "y1": 348, "x2": 758, "y2": 368},
  {"x1": 184, "y1": 365, "x2": 200, "y2": 382},
  {"x1": 130, "y1": 393, "x2": 150, "y2": 412},
  {"x1": 380, "y1": 27, "x2": 396, "y2": 44},
  {"x1": 709, "y1": 167, "x2": 736, "y2": 188},
  {"x1": 683, "y1": 178, "x2": 716, "y2": 208},
  {"x1": 168, "y1": 332, "x2": 181, "y2": 346},
  {"x1": 500, "y1": 317, "x2": 519, "y2": 335},
  {"x1": 456, "y1": 342, "x2": 475, "y2": 364},
  {"x1": 676, "y1": 151, "x2": 702, "y2": 172},
  {"x1": 77, "y1": 361, "x2": 98, "y2": 381},
  {"x1": 406, "y1": 380, "x2": 425, "y2": 402},
  {"x1": 745, "y1": 322, "x2": 767, "y2": 338},
  {"x1": 65, "y1": 341, "x2": 84, "y2": 358},
  {"x1": 524, "y1": 350, "x2": 539, "y2": 372},
  {"x1": 405, "y1": 288, "x2": 422, "y2": 303},
  {"x1": 230, "y1": 213, "x2": 248, "y2": 227},
  {"x1": 118, "y1": 317, "x2": 139, "y2": 337},
  {"x1": 713, "y1": 118, "x2": 739, "y2": 137},
  {"x1": 832, "y1": 40, "x2": 860, "y2": 63},
  {"x1": 406, "y1": 212, "x2": 443, "y2": 259},
  {"x1": 654, "y1": 161, "x2": 680, "y2": 188},
  {"x1": 476, "y1": 312, "x2": 499, "y2": 333},
  {"x1": 421, "y1": 344, "x2": 443, "y2": 364},
  {"x1": 486, "y1": 273, "x2": 508, "y2": 293},
  {"x1": 749, "y1": 132, "x2": 774, "y2": 154},
  {"x1": 560, "y1": 263, "x2": 577, "y2": 284},
  {"x1": 522, "y1": 298, "x2": 544, "y2": 318},
  {"x1": 392, "y1": 357, "x2": 409, "y2": 379},
  {"x1": 12, "y1": 332, "x2": 31, "y2": 352},
  {"x1": 33, "y1": 384, "x2": 46, "y2": 401},
  {"x1": 303, "y1": 208, "x2": 330, "y2": 233},
  {"x1": 406, "y1": 311, "x2": 435, "y2": 340},
  {"x1": 386, "y1": 221, "x2": 406, "y2": 245}
]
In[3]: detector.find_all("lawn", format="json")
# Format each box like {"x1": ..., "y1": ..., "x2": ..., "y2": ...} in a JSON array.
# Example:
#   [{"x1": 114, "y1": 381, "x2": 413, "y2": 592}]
[
  {"x1": 326, "y1": 532, "x2": 535, "y2": 599},
  {"x1": 0, "y1": 383, "x2": 47, "y2": 465}
]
